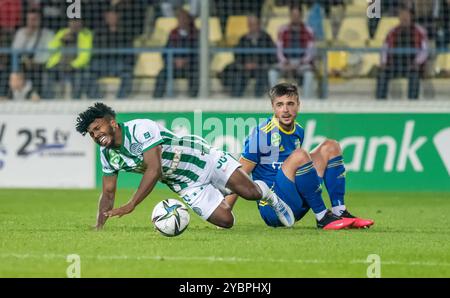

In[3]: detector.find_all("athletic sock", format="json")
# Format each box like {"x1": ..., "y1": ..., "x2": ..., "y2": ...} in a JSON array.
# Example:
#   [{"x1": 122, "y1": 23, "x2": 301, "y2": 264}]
[
  {"x1": 315, "y1": 209, "x2": 328, "y2": 221},
  {"x1": 324, "y1": 156, "x2": 347, "y2": 215},
  {"x1": 332, "y1": 205, "x2": 346, "y2": 216},
  {"x1": 294, "y1": 162, "x2": 327, "y2": 217},
  {"x1": 254, "y1": 180, "x2": 278, "y2": 206}
]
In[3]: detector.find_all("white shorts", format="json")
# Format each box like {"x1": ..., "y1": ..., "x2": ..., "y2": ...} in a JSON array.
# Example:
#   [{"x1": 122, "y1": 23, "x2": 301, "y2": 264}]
[{"x1": 179, "y1": 149, "x2": 241, "y2": 220}]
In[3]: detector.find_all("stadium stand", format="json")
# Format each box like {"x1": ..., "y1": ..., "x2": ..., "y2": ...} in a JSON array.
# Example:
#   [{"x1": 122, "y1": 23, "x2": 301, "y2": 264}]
[{"x1": 0, "y1": 0, "x2": 449, "y2": 101}]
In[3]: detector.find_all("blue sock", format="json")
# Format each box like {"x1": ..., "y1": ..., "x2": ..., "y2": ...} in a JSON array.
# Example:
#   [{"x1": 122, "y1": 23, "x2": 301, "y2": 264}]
[
  {"x1": 294, "y1": 162, "x2": 327, "y2": 214},
  {"x1": 324, "y1": 156, "x2": 346, "y2": 207}
]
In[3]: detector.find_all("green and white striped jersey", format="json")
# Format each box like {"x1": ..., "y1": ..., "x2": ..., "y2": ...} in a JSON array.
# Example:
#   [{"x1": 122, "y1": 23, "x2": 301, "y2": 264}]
[{"x1": 100, "y1": 119, "x2": 211, "y2": 193}]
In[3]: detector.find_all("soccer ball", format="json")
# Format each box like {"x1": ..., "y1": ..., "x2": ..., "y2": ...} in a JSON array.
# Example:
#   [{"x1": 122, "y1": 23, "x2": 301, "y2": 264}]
[{"x1": 151, "y1": 199, "x2": 190, "y2": 237}]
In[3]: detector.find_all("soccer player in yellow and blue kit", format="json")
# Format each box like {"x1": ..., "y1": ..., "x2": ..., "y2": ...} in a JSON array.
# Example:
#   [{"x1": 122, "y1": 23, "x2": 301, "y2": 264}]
[{"x1": 226, "y1": 83, "x2": 374, "y2": 229}]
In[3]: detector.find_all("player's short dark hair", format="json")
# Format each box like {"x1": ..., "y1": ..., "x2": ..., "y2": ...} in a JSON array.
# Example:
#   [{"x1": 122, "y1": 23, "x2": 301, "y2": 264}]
[
  {"x1": 75, "y1": 102, "x2": 116, "y2": 136},
  {"x1": 269, "y1": 83, "x2": 300, "y2": 102}
]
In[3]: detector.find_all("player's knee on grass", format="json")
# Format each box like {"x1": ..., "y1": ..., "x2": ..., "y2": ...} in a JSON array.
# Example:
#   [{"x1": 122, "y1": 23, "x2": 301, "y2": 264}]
[
  {"x1": 214, "y1": 212, "x2": 234, "y2": 229},
  {"x1": 208, "y1": 201, "x2": 235, "y2": 229}
]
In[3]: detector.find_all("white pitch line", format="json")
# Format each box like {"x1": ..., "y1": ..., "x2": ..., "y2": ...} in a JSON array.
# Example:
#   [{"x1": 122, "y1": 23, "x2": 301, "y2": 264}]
[{"x1": 1, "y1": 253, "x2": 450, "y2": 268}]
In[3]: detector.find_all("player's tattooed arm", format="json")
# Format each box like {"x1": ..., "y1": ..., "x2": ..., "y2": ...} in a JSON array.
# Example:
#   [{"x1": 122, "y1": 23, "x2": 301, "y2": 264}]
[
  {"x1": 105, "y1": 146, "x2": 162, "y2": 218},
  {"x1": 95, "y1": 175, "x2": 117, "y2": 230},
  {"x1": 225, "y1": 157, "x2": 257, "y2": 209}
]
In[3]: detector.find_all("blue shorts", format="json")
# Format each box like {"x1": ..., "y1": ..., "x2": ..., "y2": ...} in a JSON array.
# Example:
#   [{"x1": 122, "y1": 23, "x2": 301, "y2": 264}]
[{"x1": 257, "y1": 169, "x2": 310, "y2": 227}]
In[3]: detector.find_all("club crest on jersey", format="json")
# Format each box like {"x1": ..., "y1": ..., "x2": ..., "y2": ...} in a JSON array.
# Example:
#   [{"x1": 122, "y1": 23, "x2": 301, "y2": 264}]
[
  {"x1": 295, "y1": 139, "x2": 301, "y2": 148},
  {"x1": 271, "y1": 132, "x2": 281, "y2": 147},
  {"x1": 109, "y1": 151, "x2": 124, "y2": 168},
  {"x1": 130, "y1": 143, "x2": 143, "y2": 155}
]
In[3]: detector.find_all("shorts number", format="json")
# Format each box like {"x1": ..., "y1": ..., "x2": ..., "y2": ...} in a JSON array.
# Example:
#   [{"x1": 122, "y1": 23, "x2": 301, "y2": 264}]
[{"x1": 217, "y1": 155, "x2": 228, "y2": 169}]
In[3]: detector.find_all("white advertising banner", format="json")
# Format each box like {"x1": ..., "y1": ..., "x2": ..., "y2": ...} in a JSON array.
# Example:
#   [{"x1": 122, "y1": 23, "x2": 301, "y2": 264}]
[{"x1": 0, "y1": 114, "x2": 95, "y2": 188}]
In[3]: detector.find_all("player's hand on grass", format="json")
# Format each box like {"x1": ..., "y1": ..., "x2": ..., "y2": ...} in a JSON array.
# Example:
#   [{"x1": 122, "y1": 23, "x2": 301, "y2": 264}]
[
  {"x1": 93, "y1": 224, "x2": 104, "y2": 231},
  {"x1": 104, "y1": 202, "x2": 135, "y2": 218}
]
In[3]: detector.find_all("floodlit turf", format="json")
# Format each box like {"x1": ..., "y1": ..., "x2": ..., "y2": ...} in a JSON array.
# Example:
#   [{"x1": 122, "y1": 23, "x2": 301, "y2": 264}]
[{"x1": 1, "y1": 188, "x2": 449, "y2": 278}]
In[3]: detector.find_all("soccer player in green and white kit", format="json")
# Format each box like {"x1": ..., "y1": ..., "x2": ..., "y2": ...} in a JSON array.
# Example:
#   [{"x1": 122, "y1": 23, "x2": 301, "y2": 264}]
[{"x1": 75, "y1": 103, "x2": 294, "y2": 230}]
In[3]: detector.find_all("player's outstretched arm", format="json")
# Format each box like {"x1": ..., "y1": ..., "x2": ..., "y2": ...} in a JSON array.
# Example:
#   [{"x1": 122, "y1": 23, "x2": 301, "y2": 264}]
[
  {"x1": 105, "y1": 146, "x2": 162, "y2": 218},
  {"x1": 224, "y1": 157, "x2": 256, "y2": 208},
  {"x1": 95, "y1": 175, "x2": 118, "y2": 230}
]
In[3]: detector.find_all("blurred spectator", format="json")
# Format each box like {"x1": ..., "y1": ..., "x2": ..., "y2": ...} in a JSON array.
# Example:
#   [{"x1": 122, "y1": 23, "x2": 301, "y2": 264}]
[
  {"x1": 11, "y1": 9, "x2": 54, "y2": 96},
  {"x1": 368, "y1": 0, "x2": 401, "y2": 39},
  {"x1": 214, "y1": 0, "x2": 264, "y2": 33},
  {"x1": 7, "y1": 72, "x2": 40, "y2": 101},
  {"x1": 153, "y1": 9, "x2": 199, "y2": 98},
  {"x1": 300, "y1": 0, "x2": 345, "y2": 17},
  {"x1": 157, "y1": 0, "x2": 201, "y2": 17},
  {"x1": 414, "y1": 0, "x2": 440, "y2": 41},
  {"x1": 306, "y1": 1, "x2": 325, "y2": 41},
  {"x1": 114, "y1": 0, "x2": 148, "y2": 39},
  {"x1": 159, "y1": 0, "x2": 183, "y2": 17},
  {"x1": 39, "y1": 0, "x2": 66, "y2": 31},
  {"x1": 88, "y1": 8, "x2": 134, "y2": 99},
  {"x1": 43, "y1": 19, "x2": 93, "y2": 99},
  {"x1": 0, "y1": 0, "x2": 22, "y2": 31},
  {"x1": 0, "y1": 0, "x2": 22, "y2": 97},
  {"x1": 438, "y1": 0, "x2": 450, "y2": 48},
  {"x1": 376, "y1": 5, "x2": 429, "y2": 100},
  {"x1": 0, "y1": 32, "x2": 12, "y2": 98},
  {"x1": 420, "y1": 0, "x2": 450, "y2": 48},
  {"x1": 221, "y1": 15, "x2": 277, "y2": 97},
  {"x1": 268, "y1": 4, "x2": 316, "y2": 99},
  {"x1": 82, "y1": 0, "x2": 111, "y2": 32}
]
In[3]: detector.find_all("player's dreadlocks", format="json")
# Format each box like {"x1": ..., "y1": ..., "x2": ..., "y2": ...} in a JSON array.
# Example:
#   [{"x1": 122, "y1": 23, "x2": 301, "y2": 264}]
[
  {"x1": 75, "y1": 102, "x2": 116, "y2": 136},
  {"x1": 269, "y1": 83, "x2": 299, "y2": 102}
]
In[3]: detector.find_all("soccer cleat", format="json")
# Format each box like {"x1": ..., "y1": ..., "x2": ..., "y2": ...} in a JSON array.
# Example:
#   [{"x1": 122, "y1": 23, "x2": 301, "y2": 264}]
[
  {"x1": 257, "y1": 180, "x2": 295, "y2": 227},
  {"x1": 263, "y1": 189, "x2": 295, "y2": 227},
  {"x1": 317, "y1": 210, "x2": 355, "y2": 230},
  {"x1": 272, "y1": 198, "x2": 295, "y2": 227},
  {"x1": 340, "y1": 210, "x2": 374, "y2": 229}
]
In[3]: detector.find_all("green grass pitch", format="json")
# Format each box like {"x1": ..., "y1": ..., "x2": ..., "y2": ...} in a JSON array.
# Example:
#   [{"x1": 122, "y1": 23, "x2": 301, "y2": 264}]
[{"x1": 1, "y1": 188, "x2": 449, "y2": 277}]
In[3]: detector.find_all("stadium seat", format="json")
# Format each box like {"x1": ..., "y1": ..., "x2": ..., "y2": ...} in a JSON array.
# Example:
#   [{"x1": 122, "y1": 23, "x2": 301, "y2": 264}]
[
  {"x1": 272, "y1": 5, "x2": 290, "y2": 16},
  {"x1": 371, "y1": 17, "x2": 399, "y2": 47},
  {"x1": 345, "y1": 0, "x2": 368, "y2": 16},
  {"x1": 360, "y1": 53, "x2": 380, "y2": 76},
  {"x1": 195, "y1": 17, "x2": 223, "y2": 44},
  {"x1": 150, "y1": 17, "x2": 178, "y2": 46},
  {"x1": 266, "y1": 17, "x2": 289, "y2": 43},
  {"x1": 323, "y1": 18, "x2": 332, "y2": 41},
  {"x1": 435, "y1": 53, "x2": 450, "y2": 73},
  {"x1": 327, "y1": 51, "x2": 348, "y2": 75},
  {"x1": 134, "y1": 53, "x2": 164, "y2": 78},
  {"x1": 211, "y1": 52, "x2": 234, "y2": 75},
  {"x1": 98, "y1": 77, "x2": 121, "y2": 99},
  {"x1": 225, "y1": 16, "x2": 249, "y2": 46},
  {"x1": 262, "y1": 0, "x2": 289, "y2": 17},
  {"x1": 337, "y1": 17, "x2": 369, "y2": 47}
]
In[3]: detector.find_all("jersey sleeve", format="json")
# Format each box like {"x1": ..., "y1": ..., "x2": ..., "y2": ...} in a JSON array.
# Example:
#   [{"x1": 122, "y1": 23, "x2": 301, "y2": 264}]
[
  {"x1": 134, "y1": 120, "x2": 164, "y2": 152},
  {"x1": 100, "y1": 149, "x2": 117, "y2": 176},
  {"x1": 241, "y1": 127, "x2": 261, "y2": 164}
]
